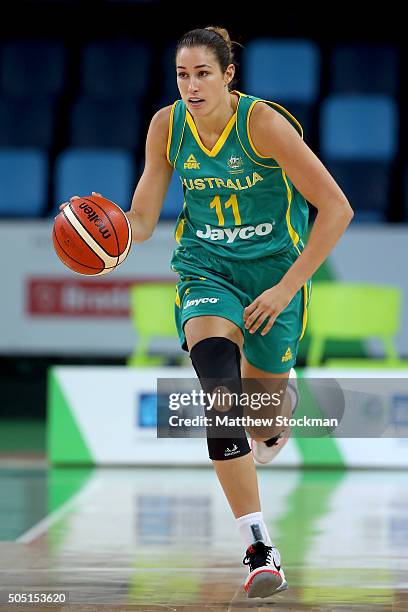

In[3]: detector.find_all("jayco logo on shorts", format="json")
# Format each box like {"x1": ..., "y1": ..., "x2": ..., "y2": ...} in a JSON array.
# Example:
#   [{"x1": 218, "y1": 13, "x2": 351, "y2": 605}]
[
  {"x1": 184, "y1": 297, "x2": 219, "y2": 309},
  {"x1": 196, "y1": 222, "x2": 273, "y2": 243}
]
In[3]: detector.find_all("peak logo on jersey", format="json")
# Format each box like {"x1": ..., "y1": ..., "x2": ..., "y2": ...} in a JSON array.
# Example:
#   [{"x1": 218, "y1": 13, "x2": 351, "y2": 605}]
[
  {"x1": 181, "y1": 172, "x2": 263, "y2": 191},
  {"x1": 282, "y1": 347, "x2": 293, "y2": 363},
  {"x1": 197, "y1": 222, "x2": 273, "y2": 244},
  {"x1": 184, "y1": 154, "x2": 200, "y2": 170},
  {"x1": 184, "y1": 297, "x2": 219, "y2": 309}
]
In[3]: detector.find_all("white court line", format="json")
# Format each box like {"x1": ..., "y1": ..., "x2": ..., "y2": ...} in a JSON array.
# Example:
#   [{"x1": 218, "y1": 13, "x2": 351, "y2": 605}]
[{"x1": 16, "y1": 478, "x2": 100, "y2": 544}]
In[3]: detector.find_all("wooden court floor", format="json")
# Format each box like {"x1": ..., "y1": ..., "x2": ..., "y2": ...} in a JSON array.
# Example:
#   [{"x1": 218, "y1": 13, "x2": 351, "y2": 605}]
[{"x1": 0, "y1": 464, "x2": 407, "y2": 611}]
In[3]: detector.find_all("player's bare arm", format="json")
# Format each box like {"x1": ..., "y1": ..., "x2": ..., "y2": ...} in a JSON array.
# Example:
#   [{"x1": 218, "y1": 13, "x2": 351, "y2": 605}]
[
  {"x1": 126, "y1": 105, "x2": 174, "y2": 243},
  {"x1": 244, "y1": 103, "x2": 354, "y2": 335}
]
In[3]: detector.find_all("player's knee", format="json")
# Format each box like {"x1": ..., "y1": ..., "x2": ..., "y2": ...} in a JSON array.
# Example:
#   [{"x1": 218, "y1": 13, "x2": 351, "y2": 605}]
[
  {"x1": 190, "y1": 336, "x2": 242, "y2": 416},
  {"x1": 189, "y1": 336, "x2": 241, "y2": 383}
]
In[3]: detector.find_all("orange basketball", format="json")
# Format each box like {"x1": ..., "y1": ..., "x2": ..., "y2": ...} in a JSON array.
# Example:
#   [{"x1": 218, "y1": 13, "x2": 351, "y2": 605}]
[{"x1": 53, "y1": 195, "x2": 132, "y2": 275}]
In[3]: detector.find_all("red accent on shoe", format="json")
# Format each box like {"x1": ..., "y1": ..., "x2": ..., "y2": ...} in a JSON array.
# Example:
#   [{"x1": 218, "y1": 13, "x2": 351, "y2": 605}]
[
  {"x1": 244, "y1": 568, "x2": 281, "y2": 592},
  {"x1": 247, "y1": 545, "x2": 256, "y2": 554}
]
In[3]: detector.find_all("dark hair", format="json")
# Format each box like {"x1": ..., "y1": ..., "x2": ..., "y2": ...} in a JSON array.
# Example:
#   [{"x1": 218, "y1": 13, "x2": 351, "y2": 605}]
[{"x1": 175, "y1": 26, "x2": 237, "y2": 88}]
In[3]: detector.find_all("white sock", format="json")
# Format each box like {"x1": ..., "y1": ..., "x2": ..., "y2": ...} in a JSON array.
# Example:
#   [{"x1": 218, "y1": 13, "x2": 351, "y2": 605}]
[{"x1": 236, "y1": 511, "x2": 272, "y2": 547}]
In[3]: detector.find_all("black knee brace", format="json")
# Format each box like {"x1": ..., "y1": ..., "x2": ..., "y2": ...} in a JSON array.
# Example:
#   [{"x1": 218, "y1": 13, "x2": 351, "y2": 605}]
[{"x1": 189, "y1": 337, "x2": 251, "y2": 461}]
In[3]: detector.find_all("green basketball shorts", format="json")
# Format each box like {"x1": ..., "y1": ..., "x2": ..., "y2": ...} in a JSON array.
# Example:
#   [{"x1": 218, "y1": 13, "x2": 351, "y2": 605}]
[{"x1": 171, "y1": 245, "x2": 311, "y2": 373}]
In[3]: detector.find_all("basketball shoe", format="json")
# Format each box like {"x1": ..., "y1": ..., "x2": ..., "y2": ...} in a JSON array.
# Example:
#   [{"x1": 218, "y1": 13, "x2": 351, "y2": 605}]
[
  {"x1": 243, "y1": 540, "x2": 288, "y2": 598},
  {"x1": 251, "y1": 368, "x2": 299, "y2": 464}
]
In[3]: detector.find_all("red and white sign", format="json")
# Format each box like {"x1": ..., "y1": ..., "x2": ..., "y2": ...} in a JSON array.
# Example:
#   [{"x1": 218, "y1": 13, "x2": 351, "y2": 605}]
[{"x1": 27, "y1": 278, "x2": 171, "y2": 318}]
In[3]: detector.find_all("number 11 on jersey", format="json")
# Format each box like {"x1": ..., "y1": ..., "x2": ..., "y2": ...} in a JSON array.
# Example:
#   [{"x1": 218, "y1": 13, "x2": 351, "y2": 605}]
[{"x1": 209, "y1": 195, "x2": 242, "y2": 226}]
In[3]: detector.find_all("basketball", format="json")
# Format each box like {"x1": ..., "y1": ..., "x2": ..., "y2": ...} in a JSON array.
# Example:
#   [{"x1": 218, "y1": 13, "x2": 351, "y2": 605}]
[{"x1": 52, "y1": 195, "x2": 132, "y2": 275}]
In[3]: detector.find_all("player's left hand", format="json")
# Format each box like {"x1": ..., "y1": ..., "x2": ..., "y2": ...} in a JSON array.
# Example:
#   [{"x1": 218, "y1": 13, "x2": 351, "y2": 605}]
[{"x1": 243, "y1": 285, "x2": 293, "y2": 336}]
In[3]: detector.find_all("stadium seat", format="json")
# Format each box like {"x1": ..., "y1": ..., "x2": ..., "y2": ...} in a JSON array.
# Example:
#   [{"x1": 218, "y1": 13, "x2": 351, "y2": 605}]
[
  {"x1": 242, "y1": 39, "x2": 320, "y2": 102},
  {"x1": 0, "y1": 149, "x2": 48, "y2": 217},
  {"x1": 306, "y1": 282, "x2": 403, "y2": 367},
  {"x1": 1, "y1": 41, "x2": 66, "y2": 97},
  {"x1": 0, "y1": 97, "x2": 56, "y2": 148},
  {"x1": 69, "y1": 97, "x2": 142, "y2": 149},
  {"x1": 160, "y1": 172, "x2": 184, "y2": 220},
  {"x1": 320, "y1": 95, "x2": 397, "y2": 221},
  {"x1": 320, "y1": 95, "x2": 397, "y2": 160},
  {"x1": 330, "y1": 44, "x2": 399, "y2": 95},
  {"x1": 127, "y1": 283, "x2": 181, "y2": 367},
  {"x1": 81, "y1": 41, "x2": 150, "y2": 98},
  {"x1": 54, "y1": 149, "x2": 134, "y2": 212}
]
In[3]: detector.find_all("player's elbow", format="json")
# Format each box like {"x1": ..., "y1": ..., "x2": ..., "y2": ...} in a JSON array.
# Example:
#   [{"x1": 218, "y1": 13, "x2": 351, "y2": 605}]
[
  {"x1": 339, "y1": 198, "x2": 354, "y2": 224},
  {"x1": 131, "y1": 224, "x2": 155, "y2": 244},
  {"x1": 327, "y1": 195, "x2": 354, "y2": 225},
  {"x1": 132, "y1": 230, "x2": 153, "y2": 244}
]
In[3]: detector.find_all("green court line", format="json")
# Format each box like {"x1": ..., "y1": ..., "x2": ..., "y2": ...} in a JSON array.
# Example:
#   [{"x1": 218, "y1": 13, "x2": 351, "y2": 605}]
[
  {"x1": 272, "y1": 469, "x2": 392, "y2": 606},
  {"x1": 272, "y1": 469, "x2": 346, "y2": 569},
  {"x1": 294, "y1": 372, "x2": 345, "y2": 467},
  {"x1": 47, "y1": 369, "x2": 94, "y2": 465},
  {"x1": 271, "y1": 367, "x2": 348, "y2": 601}
]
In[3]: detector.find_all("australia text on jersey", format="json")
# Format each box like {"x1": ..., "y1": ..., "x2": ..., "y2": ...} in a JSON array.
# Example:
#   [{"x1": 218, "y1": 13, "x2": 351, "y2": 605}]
[{"x1": 181, "y1": 172, "x2": 263, "y2": 191}]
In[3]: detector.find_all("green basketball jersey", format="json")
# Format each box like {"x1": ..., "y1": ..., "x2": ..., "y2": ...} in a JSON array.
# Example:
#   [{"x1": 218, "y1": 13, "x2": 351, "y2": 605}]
[{"x1": 167, "y1": 90, "x2": 309, "y2": 261}]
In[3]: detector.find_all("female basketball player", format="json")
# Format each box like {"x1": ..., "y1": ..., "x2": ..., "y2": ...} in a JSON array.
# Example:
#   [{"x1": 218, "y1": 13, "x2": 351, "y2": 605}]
[{"x1": 62, "y1": 27, "x2": 353, "y2": 599}]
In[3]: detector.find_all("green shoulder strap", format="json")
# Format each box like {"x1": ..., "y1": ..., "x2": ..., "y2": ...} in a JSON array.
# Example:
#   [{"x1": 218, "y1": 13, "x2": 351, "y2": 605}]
[
  {"x1": 166, "y1": 100, "x2": 187, "y2": 167},
  {"x1": 235, "y1": 90, "x2": 303, "y2": 168}
]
